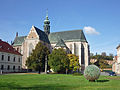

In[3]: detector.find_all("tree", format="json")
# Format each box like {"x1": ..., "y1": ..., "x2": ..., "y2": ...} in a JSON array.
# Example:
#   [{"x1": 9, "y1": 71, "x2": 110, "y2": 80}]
[
  {"x1": 99, "y1": 59, "x2": 108, "y2": 69},
  {"x1": 26, "y1": 42, "x2": 50, "y2": 73},
  {"x1": 67, "y1": 54, "x2": 80, "y2": 72},
  {"x1": 94, "y1": 59, "x2": 108, "y2": 69},
  {"x1": 101, "y1": 52, "x2": 106, "y2": 56},
  {"x1": 48, "y1": 48, "x2": 70, "y2": 73}
]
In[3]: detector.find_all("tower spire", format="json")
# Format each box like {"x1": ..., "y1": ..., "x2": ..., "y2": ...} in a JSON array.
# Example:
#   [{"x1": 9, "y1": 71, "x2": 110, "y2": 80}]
[
  {"x1": 46, "y1": 9, "x2": 48, "y2": 17},
  {"x1": 44, "y1": 9, "x2": 50, "y2": 35}
]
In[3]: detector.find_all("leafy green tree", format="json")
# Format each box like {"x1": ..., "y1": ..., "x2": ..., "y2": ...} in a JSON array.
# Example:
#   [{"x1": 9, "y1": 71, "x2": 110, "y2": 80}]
[
  {"x1": 94, "y1": 59, "x2": 108, "y2": 69},
  {"x1": 26, "y1": 42, "x2": 50, "y2": 73},
  {"x1": 67, "y1": 54, "x2": 80, "y2": 71},
  {"x1": 48, "y1": 48, "x2": 70, "y2": 73},
  {"x1": 99, "y1": 59, "x2": 108, "y2": 69},
  {"x1": 90, "y1": 54, "x2": 113, "y2": 60}
]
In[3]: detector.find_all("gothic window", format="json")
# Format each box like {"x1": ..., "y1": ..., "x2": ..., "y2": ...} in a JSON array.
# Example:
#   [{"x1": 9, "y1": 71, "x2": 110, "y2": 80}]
[
  {"x1": 81, "y1": 44, "x2": 84, "y2": 64},
  {"x1": 70, "y1": 44, "x2": 72, "y2": 51},
  {"x1": 75, "y1": 44, "x2": 79, "y2": 56},
  {"x1": 74, "y1": 43, "x2": 76, "y2": 55},
  {"x1": 29, "y1": 43, "x2": 34, "y2": 56}
]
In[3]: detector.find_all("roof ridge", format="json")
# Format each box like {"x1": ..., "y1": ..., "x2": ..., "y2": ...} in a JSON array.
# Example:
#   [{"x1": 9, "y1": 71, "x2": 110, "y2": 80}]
[
  {"x1": 16, "y1": 36, "x2": 27, "y2": 38},
  {"x1": 51, "y1": 29, "x2": 83, "y2": 33}
]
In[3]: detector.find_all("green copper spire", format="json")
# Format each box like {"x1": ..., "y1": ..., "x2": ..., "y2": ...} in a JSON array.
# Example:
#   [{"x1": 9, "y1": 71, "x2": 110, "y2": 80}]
[
  {"x1": 44, "y1": 9, "x2": 50, "y2": 24},
  {"x1": 44, "y1": 9, "x2": 50, "y2": 35},
  {"x1": 46, "y1": 9, "x2": 48, "y2": 19}
]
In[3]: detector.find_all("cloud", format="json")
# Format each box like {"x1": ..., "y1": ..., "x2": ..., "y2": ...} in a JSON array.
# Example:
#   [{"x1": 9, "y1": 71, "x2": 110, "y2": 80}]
[{"x1": 83, "y1": 26, "x2": 100, "y2": 35}]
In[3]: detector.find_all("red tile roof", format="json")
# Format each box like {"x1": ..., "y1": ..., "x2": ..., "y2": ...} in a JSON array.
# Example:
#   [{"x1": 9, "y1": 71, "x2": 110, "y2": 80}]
[{"x1": 0, "y1": 40, "x2": 22, "y2": 55}]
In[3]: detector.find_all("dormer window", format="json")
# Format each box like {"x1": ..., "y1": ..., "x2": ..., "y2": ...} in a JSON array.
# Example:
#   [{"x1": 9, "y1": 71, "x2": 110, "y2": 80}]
[{"x1": 17, "y1": 48, "x2": 19, "y2": 51}]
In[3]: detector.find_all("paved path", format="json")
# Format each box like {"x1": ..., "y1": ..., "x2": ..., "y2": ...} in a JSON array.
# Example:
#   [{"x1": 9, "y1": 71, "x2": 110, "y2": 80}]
[{"x1": 101, "y1": 72, "x2": 109, "y2": 76}]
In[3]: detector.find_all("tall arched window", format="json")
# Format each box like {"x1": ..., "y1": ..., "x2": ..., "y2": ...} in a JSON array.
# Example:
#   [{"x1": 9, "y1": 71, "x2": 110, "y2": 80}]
[
  {"x1": 81, "y1": 44, "x2": 84, "y2": 64},
  {"x1": 70, "y1": 44, "x2": 72, "y2": 51},
  {"x1": 29, "y1": 43, "x2": 34, "y2": 56}
]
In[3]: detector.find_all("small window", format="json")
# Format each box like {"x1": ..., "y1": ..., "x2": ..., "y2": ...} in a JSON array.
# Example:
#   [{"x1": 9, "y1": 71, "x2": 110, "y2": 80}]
[
  {"x1": 13, "y1": 66, "x2": 15, "y2": 70},
  {"x1": 1, "y1": 55, "x2": 4, "y2": 60},
  {"x1": 18, "y1": 58, "x2": 20, "y2": 62},
  {"x1": 1, "y1": 65, "x2": 4, "y2": 70},
  {"x1": 13, "y1": 57, "x2": 15, "y2": 62},
  {"x1": 7, "y1": 65, "x2": 10, "y2": 70},
  {"x1": 18, "y1": 66, "x2": 20, "y2": 70},
  {"x1": 8, "y1": 56, "x2": 10, "y2": 61}
]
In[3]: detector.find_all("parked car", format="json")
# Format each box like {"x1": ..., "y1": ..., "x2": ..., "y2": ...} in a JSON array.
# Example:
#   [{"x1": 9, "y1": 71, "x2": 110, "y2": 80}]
[{"x1": 109, "y1": 72, "x2": 117, "y2": 76}]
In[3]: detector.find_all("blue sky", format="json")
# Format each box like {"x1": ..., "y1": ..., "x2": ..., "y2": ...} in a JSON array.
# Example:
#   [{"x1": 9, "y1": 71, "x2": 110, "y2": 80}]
[{"x1": 0, "y1": 0, "x2": 120, "y2": 55}]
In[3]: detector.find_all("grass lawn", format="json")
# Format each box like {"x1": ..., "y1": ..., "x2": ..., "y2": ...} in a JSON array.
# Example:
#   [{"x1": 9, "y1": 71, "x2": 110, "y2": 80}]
[{"x1": 0, "y1": 74, "x2": 120, "y2": 90}]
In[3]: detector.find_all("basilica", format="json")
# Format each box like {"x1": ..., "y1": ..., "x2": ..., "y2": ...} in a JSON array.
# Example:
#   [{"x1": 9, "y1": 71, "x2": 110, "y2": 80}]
[{"x1": 12, "y1": 14, "x2": 90, "y2": 70}]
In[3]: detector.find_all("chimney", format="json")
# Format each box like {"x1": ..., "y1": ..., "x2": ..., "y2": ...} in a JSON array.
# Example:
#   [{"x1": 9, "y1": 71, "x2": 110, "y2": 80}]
[
  {"x1": 11, "y1": 41, "x2": 13, "y2": 45},
  {"x1": 16, "y1": 32, "x2": 18, "y2": 37}
]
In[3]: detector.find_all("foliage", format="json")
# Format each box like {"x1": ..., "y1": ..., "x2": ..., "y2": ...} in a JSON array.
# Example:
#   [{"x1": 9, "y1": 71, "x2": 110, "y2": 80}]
[
  {"x1": 48, "y1": 48, "x2": 70, "y2": 73},
  {"x1": 94, "y1": 59, "x2": 109, "y2": 69},
  {"x1": 90, "y1": 55, "x2": 113, "y2": 60},
  {"x1": 67, "y1": 54, "x2": 80, "y2": 71},
  {"x1": 99, "y1": 59, "x2": 108, "y2": 69},
  {"x1": 26, "y1": 42, "x2": 50, "y2": 72},
  {"x1": 84, "y1": 65, "x2": 100, "y2": 82}
]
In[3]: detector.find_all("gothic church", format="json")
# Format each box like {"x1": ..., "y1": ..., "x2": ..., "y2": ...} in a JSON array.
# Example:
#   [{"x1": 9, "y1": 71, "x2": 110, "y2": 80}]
[{"x1": 12, "y1": 15, "x2": 90, "y2": 70}]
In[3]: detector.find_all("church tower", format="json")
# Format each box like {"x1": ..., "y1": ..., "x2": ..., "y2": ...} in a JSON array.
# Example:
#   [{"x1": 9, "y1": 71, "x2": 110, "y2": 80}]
[{"x1": 44, "y1": 12, "x2": 50, "y2": 35}]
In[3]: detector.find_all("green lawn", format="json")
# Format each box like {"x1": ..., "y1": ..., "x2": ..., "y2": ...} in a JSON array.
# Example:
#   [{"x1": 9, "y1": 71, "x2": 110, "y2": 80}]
[{"x1": 0, "y1": 74, "x2": 120, "y2": 90}]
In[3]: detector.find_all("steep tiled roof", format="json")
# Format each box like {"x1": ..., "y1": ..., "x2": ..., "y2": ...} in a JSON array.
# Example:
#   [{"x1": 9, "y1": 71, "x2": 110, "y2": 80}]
[
  {"x1": 12, "y1": 26, "x2": 50, "y2": 46},
  {"x1": 12, "y1": 36, "x2": 26, "y2": 46},
  {"x1": 34, "y1": 26, "x2": 50, "y2": 44},
  {"x1": 48, "y1": 30, "x2": 87, "y2": 43},
  {"x1": 55, "y1": 38, "x2": 67, "y2": 47},
  {"x1": 0, "y1": 40, "x2": 22, "y2": 55}
]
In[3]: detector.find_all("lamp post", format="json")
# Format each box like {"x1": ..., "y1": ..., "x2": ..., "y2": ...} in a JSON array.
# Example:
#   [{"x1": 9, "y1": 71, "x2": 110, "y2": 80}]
[
  {"x1": 45, "y1": 56, "x2": 47, "y2": 74},
  {"x1": 38, "y1": 59, "x2": 40, "y2": 74}
]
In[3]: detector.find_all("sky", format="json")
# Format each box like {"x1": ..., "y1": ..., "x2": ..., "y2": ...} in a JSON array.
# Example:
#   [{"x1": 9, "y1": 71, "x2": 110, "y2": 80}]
[{"x1": 0, "y1": 0, "x2": 120, "y2": 55}]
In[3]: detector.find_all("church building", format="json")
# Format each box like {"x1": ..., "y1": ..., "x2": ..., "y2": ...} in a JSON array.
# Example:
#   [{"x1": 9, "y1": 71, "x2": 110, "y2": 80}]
[{"x1": 12, "y1": 14, "x2": 90, "y2": 70}]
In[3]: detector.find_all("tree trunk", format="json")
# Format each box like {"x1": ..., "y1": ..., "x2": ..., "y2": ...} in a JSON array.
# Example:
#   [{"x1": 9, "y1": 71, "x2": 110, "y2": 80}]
[{"x1": 38, "y1": 66, "x2": 41, "y2": 74}]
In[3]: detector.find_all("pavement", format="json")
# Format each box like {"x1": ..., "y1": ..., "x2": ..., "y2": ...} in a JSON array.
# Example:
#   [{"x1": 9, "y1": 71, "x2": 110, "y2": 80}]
[
  {"x1": 101, "y1": 71, "x2": 120, "y2": 76},
  {"x1": 100, "y1": 72, "x2": 109, "y2": 76}
]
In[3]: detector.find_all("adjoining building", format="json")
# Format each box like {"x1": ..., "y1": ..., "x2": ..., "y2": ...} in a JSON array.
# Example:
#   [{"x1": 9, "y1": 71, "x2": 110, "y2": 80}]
[
  {"x1": 112, "y1": 45, "x2": 120, "y2": 74},
  {"x1": 12, "y1": 14, "x2": 90, "y2": 70},
  {"x1": 0, "y1": 39, "x2": 22, "y2": 73}
]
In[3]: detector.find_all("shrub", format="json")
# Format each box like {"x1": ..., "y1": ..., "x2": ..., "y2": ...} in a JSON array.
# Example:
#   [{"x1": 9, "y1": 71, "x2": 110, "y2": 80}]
[{"x1": 84, "y1": 65, "x2": 100, "y2": 82}]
